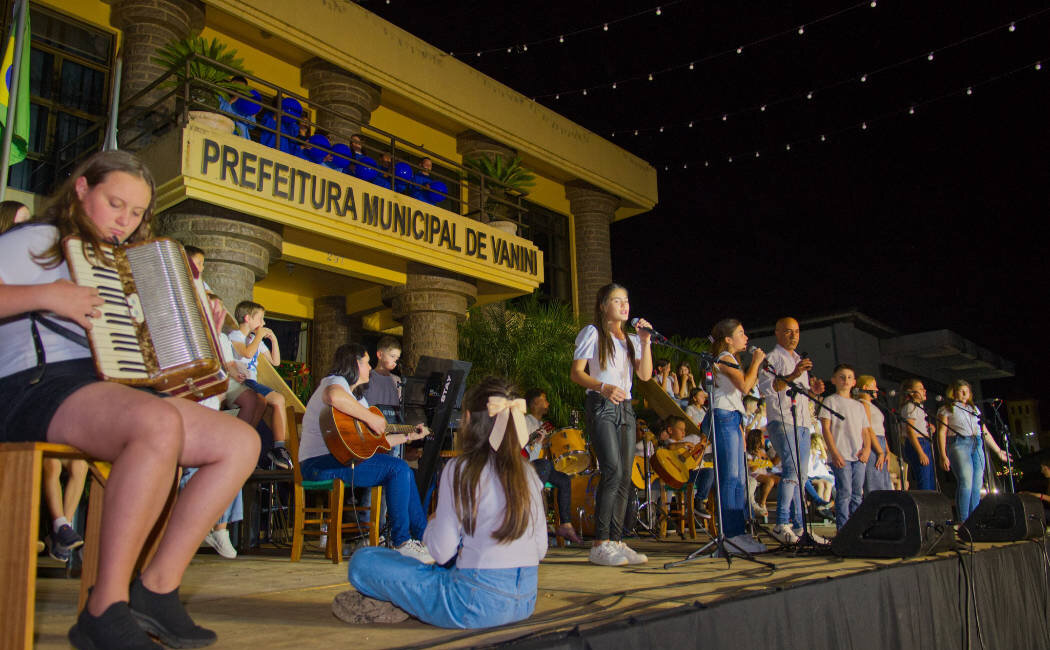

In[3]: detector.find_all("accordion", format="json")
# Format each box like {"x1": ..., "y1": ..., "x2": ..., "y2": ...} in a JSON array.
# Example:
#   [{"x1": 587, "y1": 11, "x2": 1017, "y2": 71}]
[{"x1": 63, "y1": 236, "x2": 228, "y2": 401}]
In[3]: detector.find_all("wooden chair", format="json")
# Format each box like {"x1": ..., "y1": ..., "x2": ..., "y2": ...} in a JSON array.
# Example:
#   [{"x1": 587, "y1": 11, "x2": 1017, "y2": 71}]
[
  {"x1": 0, "y1": 442, "x2": 178, "y2": 650},
  {"x1": 659, "y1": 483, "x2": 697, "y2": 540},
  {"x1": 287, "y1": 407, "x2": 381, "y2": 564}
]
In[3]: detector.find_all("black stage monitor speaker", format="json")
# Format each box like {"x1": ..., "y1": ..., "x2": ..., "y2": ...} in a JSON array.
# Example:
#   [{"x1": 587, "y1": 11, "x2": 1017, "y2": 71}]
[
  {"x1": 959, "y1": 493, "x2": 1046, "y2": 542},
  {"x1": 831, "y1": 490, "x2": 956, "y2": 558}
]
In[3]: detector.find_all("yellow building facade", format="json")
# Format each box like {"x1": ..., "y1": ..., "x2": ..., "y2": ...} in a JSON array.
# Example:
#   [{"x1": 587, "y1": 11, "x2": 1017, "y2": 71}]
[{"x1": 11, "y1": 0, "x2": 657, "y2": 377}]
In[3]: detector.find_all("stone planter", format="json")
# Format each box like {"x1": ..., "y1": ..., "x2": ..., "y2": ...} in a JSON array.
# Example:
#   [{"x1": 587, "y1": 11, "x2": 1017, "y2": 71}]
[{"x1": 188, "y1": 110, "x2": 235, "y2": 134}]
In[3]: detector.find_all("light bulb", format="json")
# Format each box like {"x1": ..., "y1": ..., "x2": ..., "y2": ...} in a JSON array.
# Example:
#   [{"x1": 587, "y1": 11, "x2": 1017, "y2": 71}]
[
  {"x1": 555, "y1": 94, "x2": 560, "y2": 100},
  {"x1": 656, "y1": 6, "x2": 662, "y2": 16},
  {"x1": 603, "y1": 23, "x2": 609, "y2": 31},
  {"x1": 704, "y1": 161, "x2": 709, "y2": 167},
  {"x1": 870, "y1": 0, "x2": 876, "y2": 6},
  {"x1": 760, "y1": 105, "x2": 767, "y2": 112},
  {"x1": 522, "y1": 44, "x2": 528, "y2": 51},
  {"x1": 582, "y1": 89, "x2": 588, "y2": 95},
  {"x1": 820, "y1": 134, "x2": 826, "y2": 142},
  {"x1": 633, "y1": 130, "x2": 639, "y2": 136},
  {"x1": 664, "y1": 165, "x2": 669, "y2": 171},
  {"x1": 755, "y1": 151, "x2": 760, "y2": 158},
  {"x1": 683, "y1": 163, "x2": 688, "y2": 169},
  {"x1": 727, "y1": 156, "x2": 733, "y2": 163},
  {"x1": 648, "y1": 73, "x2": 654, "y2": 81},
  {"x1": 612, "y1": 82, "x2": 617, "y2": 89},
  {"x1": 506, "y1": 47, "x2": 512, "y2": 53},
  {"x1": 688, "y1": 121, "x2": 694, "y2": 128},
  {"x1": 908, "y1": 106, "x2": 915, "y2": 115},
  {"x1": 559, "y1": 35, "x2": 565, "y2": 43},
  {"x1": 1036, "y1": 62, "x2": 1043, "y2": 71},
  {"x1": 807, "y1": 91, "x2": 813, "y2": 99},
  {"x1": 798, "y1": 26, "x2": 805, "y2": 35},
  {"x1": 736, "y1": 47, "x2": 743, "y2": 54},
  {"x1": 689, "y1": 62, "x2": 695, "y2": 70},
  {"x1": 785, "y1": 144, "x2": 791, "y2": 150},
  {"x1": 476, "y1": 51, "x2": 481, "y2": 57},
  {"x1": 1009, "y1": 22, "x2": 1016, "y2": 32},
  {"x1": 860, "y1": 74, "x2": 867, "y2": 82},
  {"x1": 966, "y1": 87, "x2": 972, "y2": 95},
  {"x1": 927, "y1": 52, "x2": 934, "y2": 61},
  {"x1": 722, "y1": 114, "x2": 728, "y2": 121},
  {"x1": 861, "y1": 122, "x2": 867, "y2": 130},
  {"x1": 659, "y1": 126, "x2": 664, "y2": 133}
]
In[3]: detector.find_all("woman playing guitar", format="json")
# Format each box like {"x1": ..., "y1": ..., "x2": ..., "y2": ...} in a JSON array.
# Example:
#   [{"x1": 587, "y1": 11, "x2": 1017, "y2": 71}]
[{"x1": 299, "y1": 343, "x2": 432, "y2": 563}]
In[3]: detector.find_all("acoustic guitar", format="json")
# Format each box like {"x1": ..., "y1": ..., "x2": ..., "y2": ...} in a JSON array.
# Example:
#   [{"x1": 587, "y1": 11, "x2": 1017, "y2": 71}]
[{"x1": 320, "y1": 405, "x2": 417, "y2": 465}]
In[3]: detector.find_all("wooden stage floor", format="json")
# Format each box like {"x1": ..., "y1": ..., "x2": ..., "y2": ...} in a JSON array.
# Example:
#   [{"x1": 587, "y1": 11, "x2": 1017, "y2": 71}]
[{"x1": 30, "y1": 523, "x2": 1026, "y2": 649}]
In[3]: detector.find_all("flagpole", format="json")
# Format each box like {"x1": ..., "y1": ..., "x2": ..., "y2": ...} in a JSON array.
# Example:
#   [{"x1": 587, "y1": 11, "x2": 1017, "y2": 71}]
[{"x1": 0, "y1": 0, "x2": 29, "y2": 202}]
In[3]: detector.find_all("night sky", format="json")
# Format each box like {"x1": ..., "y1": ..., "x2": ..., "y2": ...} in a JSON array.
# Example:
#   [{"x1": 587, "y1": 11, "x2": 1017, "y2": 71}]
[{"x1": 368, "y1": 1, "x2": 1049, "y2": 403}]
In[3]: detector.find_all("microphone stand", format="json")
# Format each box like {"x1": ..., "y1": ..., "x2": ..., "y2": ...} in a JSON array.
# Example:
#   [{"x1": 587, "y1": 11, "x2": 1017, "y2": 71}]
[
  {"x1": 661, "y1": 341, "x2": 775, "y2": 570},
  {"x1": 634, "y1": 433, "x2": 670, "y2": 540},
  {"x1": 873, "y1": 393, "x2": 909, "y2": 489},
  {"x1": 761, "y1": 365, "x2": 843, "y2": 554},
  {"x1": 908, "y1": 401, "x2": 943, "y2": 493}
]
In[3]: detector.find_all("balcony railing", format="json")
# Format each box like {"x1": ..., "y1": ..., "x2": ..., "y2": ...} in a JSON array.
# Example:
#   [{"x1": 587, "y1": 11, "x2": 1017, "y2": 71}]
[{"x1": 54, "y1": 54, "x2": 530, "y2": 234}]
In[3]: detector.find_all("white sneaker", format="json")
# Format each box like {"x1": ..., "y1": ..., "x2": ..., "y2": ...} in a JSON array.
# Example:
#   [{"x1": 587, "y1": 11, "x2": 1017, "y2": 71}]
[
  {"x1": 770, "y1": 524, "x2": 800, "y2": 545},
  {"x1": 750, "y1": 501, "x2": 768, "y2": 518},
  {"x1": 589, "y1": 541, "x2": 629, "y2": 566},
  {"x1": 204, "y1": 529, "x2": 237, "y2": 559},
  {"x1": 724, "y1": 534, "x2": 762, "y2": 556},
  {"x1": 616, "y1": 541, "x2": 648, "y2": 564},
  {"x1": 396, "y1": 539, "x2": 435, "y2": 564},
  {"x1": 796, "y1": 528, "x2": 829, "y2": 545}
]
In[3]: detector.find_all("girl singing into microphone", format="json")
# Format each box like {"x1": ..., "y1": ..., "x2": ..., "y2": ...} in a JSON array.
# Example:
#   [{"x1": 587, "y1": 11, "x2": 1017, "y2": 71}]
[
  {"x1": 899, "y1": 378, "x2": 936, "y2": 490},
  {"x1": 936, "y1": 379, "x2": 1007, "y2": 520},
  {"x1": 707, "y1": 319, "x2": 766, "y2": 554},
  {"x1": 570, "y1": 283, "x2": 653, "y2": 566}
]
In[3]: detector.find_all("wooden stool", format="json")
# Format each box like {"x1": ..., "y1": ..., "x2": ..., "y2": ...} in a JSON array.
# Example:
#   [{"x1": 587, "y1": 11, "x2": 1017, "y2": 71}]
[
  {"x1": 546, "y1": 484, "x2": 566, "y2": 548},
  {"x1": 659, "y1": 483, "x2": 697, "y2": 540},
  {"x1": 0, "y1": 442, "x2": 178, "y2": 650}
]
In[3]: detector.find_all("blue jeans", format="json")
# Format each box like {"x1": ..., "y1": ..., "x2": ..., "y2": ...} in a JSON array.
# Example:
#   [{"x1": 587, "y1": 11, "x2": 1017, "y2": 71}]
[
  {"x1": 903, "y1": 437, "x2": 936, "y2": 491},
  {"x1": 864, "y1": 435, "x2": 893, "y2": 494},
  {"x1": 301, "y1": 453, "x2": 427, "y2": 546},
  {"x1": 948, "y1": 436, "x2": 986, "y2": 521},
  {"x1": 348, "y1": 547, "x2": 538, "y2": 629},
  {"x1": 766, "y1": 420, "x2": 810, "y2": 528},
  {"x1": 242, "y1": 378, "x2": 273, "y2": 397},
  {"x1": 831, "y1": 460, "x2": 866, "y2": 529},
  {"x1": 705, "y1": 409, "x2": 746, "y2": 538},
  {"x1": 690, "y1": 467, "x2": 715, "y2": 505},
  {"x1": 180, "y1": 467, "x2": 242, "y2": 524}
]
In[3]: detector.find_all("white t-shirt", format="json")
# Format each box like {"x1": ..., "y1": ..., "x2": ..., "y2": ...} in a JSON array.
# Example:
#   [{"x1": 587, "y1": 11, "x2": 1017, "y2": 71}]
[
  {"x1": 901, "y1": 402, "x2": 929, "y2": 440},
  {"x1": 523, "y1": 413, "x2": 544, "y2": 461},
  {"x1": 859, "y1": 399, "x2": 886, "y2": 438},
  {"x1": 712, "y1": 351, "x2": 746, "y2": 414},
  {"x1": 228, "y1": 329, "x2": 270, "y2": 381},
  {"x1": 758, "y1": 344, "x2": 814, "y2": 429},
  {"x1": 0, "y1": 224, "x2": 92, "y2": 377},
  {"x1": 938, "y1": 402, "x2": 982, "y2": 438},
  {"x1": 300, "y1": 375, "x2": 363, "y2": 463},
  {"x1": 573, "y1": 325, "x2": 641, "y2": 397},
  {"x1": 819, "y1": 393, "x2": 869, "y2": 462},
  {"x1": 685, "y1": 404, "x2": 707, "y2": 427},
  {"x1": 423, "y1": 456, "x2": 547, "y2": 569}
]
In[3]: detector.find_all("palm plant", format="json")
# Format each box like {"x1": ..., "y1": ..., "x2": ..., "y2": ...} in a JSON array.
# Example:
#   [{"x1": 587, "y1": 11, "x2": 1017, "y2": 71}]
[
  {"x1": 151, "y1": 36, "x2": 252, "y2": 111},
  {"x1": 462, "y1": 154, "x2": 536, "y2": 221},
  {"x1": 458, "y1": 296, "x2": 584, "y2": 427}
]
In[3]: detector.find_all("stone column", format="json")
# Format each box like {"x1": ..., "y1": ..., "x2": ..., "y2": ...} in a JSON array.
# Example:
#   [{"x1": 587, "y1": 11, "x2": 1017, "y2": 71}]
[
  {"x1": 300, "y1": 58, "x2": 381, "y2": 143},
  {"x1": 311, "y1": 296, "x2": 351, "y2": 380},
  {"x1": 566, "y1": 181, "x2": 619, "y2": 309},
  {"x1": 107, "y1": 0, "x2": 205, "y2": 149},
  {"x1": 382, "y1": 265, "x2": 477, "y2": 376},
  {"x1": 155, "y1": 201, "x2": 282, "y2": 310},
  {"x1": 456, "y1": 130, "x2": 517, "y2": 221}
]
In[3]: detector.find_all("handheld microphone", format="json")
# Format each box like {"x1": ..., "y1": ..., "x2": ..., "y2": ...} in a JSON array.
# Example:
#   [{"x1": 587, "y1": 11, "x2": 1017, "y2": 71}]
[
  {"x1": 799, "y1": 351, "x2": 809, "y2": 360},
  {"x1": 629, "y1": 318, "x2": 667, "y2": 343}
]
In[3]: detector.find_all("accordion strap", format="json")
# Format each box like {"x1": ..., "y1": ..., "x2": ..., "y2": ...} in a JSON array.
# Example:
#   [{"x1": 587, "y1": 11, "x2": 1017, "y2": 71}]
[{"x1": 26, "y1": 313, "x2": 90, "y2": 385}]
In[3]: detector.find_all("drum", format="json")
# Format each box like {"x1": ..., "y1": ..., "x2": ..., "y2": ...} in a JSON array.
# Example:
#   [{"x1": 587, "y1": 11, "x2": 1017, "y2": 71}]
[
  {"x1": 547, "y1": 428, "x2": 593, "y2": 476},
  {"x1": 651, "y1": 442, "x2": 703, "y2": 489},
  {"x1": 569, "y1": 472, "x2": 600, "y2": 536}
]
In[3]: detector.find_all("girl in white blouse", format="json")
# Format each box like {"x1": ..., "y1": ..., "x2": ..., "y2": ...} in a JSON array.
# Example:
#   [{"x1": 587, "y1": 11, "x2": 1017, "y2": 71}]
[
  {"x1": 344, "y1": 377, "x2": 547, "y2": 628},
  {"x1": 936, "y1": 379, "x2": 1008, "y2": 521}
]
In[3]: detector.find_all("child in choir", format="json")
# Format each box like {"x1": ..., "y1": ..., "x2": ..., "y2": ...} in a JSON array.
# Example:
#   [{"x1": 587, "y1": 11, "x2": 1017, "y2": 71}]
[
  {"x1": 342, "y1": 377, "x2": 546, "y2": 628},
  {"x1": 855, "y1": 375, "x2": 891, "y2": 494},
  {"x1": 0, "y1": 150, "x2": 258, "y2": 649},
  {"x1": 569, "y1": 283, "x2": 654, "y2": 566},
  {"x1": 899, "y1": 378, "x2": 936, "y2": 490},
  {"x1": 937, "y1": 379, "x2": 1008, "y2": 521},
  {"x1": 229, "y1": 300, "x2": 291, "y2": 469},
  {"x1": 746, "y1": 428, "x2": 779, "y2": 519},
  {"x1": 819, "y1": 364, "x2": 874, "y2": 529},
  {"x1": 706, "y1": 318, "x2": 767, "y2": 554}
]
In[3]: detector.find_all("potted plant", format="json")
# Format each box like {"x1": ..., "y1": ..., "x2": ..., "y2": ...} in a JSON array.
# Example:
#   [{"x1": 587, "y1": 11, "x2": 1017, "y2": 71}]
[
  {"x1": 151, "y1": 36, "x2": 253, "y2": 133},
  {"x1": 462, "y1": 154, "x2": 536, "y2": 234}
]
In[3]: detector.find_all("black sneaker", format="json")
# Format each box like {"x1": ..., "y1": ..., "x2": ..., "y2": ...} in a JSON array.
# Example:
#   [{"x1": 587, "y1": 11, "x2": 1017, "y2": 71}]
[
  {"x1": 69, "y1": 600, "x2": 162, "y2": 650},
  {"x1": 46, "y1": 524, "x2": 83, "y2": 563},
  {"x1": 267, "y1": 446, "x2": 293, "y2": 470},
  {"x1": 129, "y1": 577, "x2": 217, "y2": 648}
]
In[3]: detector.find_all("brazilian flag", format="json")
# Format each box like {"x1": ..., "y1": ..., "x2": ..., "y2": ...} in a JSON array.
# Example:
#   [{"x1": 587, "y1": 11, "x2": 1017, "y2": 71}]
[{"x1": 1, "y1": 5, "x2": 30, "y2": 165}]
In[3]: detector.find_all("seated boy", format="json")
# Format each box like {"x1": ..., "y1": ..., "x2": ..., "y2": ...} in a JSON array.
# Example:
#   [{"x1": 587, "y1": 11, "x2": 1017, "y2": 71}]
[{"x1": 229, "y1": 300, "x2": 291, "y2": 469}]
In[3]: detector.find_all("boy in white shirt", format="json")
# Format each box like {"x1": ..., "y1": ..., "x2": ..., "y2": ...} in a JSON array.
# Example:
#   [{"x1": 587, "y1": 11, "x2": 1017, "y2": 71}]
[
  {"x1": 819, "y1": 364, "x2": 874, "y2": 529},
  {"x1": 229, "y1": 300, "x2": 290, "y2": 469}
]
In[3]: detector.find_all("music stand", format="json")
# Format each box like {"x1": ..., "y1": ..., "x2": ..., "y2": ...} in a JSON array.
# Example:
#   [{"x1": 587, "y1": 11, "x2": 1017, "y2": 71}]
[{"x1": 401, "y1": 356, "x2": 470, "y2": 500}]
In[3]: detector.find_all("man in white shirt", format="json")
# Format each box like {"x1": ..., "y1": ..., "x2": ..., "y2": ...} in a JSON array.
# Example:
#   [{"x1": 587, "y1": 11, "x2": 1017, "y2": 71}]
[
  {"x1": 757, "y1": 317, "x2": 825, "y2": 544},
  {"x1": 523, "y1": 389, "x2": 582, "y2": 544}
]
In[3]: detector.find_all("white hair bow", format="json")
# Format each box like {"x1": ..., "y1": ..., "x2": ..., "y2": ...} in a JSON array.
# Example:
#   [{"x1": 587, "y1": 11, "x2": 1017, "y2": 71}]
[{"x1": 487, "y1": 396, "x2": 528, "y2": 451}]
